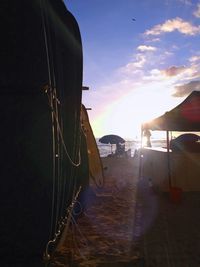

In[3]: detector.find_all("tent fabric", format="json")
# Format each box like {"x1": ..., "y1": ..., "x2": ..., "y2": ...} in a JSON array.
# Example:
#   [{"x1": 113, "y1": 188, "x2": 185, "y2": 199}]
[
  {"x1": 0, "y1": 0, "x2": 84, "y2": 261},
  {"x1": 143, "y1": 91, "x2": 200, "y2": 131}
]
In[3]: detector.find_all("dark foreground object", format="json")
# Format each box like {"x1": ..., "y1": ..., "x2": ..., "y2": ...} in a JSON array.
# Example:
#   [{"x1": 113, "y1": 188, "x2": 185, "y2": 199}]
[{"x1": 0, "y1": 0, "x2": 88, "y2": 264}]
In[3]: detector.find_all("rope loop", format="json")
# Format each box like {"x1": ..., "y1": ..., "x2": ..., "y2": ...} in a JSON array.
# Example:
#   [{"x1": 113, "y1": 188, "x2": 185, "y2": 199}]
[
  {"x1": 44, "y1": 186, "x2": 82, "y2": 261},
  {"x1": 42, "y1": 84, "x2": 81, "y2": 167}
]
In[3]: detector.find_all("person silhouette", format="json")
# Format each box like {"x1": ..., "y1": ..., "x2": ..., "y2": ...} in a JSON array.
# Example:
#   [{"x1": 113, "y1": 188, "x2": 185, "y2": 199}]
[
  {"x1": 116, "y1": 142, "x2": 125, "y2": 156},
  {"x1": 143, "y1": 129, "x2": 151, "y2": 147}
]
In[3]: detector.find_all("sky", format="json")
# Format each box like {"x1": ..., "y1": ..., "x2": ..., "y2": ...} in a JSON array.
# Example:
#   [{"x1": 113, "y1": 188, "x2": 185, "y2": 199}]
[{"x1": 65, "y1": 0, "x2": 200, "y2": 139}]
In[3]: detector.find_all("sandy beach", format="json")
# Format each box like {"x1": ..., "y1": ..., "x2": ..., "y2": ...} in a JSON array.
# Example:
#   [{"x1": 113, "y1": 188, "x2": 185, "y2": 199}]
[{"x1": 50, "y1": 156, "x2": 200, "y2": 267}]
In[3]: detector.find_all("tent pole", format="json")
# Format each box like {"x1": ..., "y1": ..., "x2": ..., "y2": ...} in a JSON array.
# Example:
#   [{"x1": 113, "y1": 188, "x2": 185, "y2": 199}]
[
  {"x1": 139, "y1": 125, "x2": 143, "y2": 178},
  {"x1": 166, "y1": 130, "x2": 172, "y2": 189}
]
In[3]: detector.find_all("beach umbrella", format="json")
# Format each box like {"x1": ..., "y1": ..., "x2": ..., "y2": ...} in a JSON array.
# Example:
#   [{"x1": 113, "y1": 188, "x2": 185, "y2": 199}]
[
  {"x1": 99, "y1": 134, "x2": 125, "y2": 154},
  {"x1": 99, "y1": 134, "x2": 125, "y2": 144}
]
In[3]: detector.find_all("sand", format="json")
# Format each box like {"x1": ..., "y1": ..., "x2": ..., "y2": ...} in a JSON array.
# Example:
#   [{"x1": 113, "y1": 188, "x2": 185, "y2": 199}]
[{"x1": 49, "y1": 156, "x2": 200, "y2": 267}]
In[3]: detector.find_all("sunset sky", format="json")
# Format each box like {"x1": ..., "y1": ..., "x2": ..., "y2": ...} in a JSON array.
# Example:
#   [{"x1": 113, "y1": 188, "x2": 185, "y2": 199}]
[{"x1": 65, "y1": 0, "x2": 200, "y2": 139}]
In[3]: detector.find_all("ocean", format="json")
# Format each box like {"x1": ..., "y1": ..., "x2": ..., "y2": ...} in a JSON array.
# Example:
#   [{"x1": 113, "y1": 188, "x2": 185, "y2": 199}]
[{"x1": 96, "y1": 139, "x2": 167, "y2": 157}]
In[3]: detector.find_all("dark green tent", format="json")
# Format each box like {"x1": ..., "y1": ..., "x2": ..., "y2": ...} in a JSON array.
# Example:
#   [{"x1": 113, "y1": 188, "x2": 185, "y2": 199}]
[{"x1": 0, "y1": 0, "x2": 89, "y2": 263}]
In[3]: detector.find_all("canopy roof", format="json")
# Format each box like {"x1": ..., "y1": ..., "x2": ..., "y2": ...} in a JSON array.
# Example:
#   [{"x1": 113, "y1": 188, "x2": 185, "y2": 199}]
[{"x1": 143, "y1": 91, "x2": 200, "y2": 131}]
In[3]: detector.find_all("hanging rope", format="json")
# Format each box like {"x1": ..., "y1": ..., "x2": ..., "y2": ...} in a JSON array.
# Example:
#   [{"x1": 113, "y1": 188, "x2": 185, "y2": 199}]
[
  {"x1": 44, "y1": 85, "x2": 81, "y2": 167},
  {"x1": 44, "y1": 186, "x2": 82, "y2": 261},
  {"x1": 40, "y1": 0, "x2": 83, "y2": 262}
]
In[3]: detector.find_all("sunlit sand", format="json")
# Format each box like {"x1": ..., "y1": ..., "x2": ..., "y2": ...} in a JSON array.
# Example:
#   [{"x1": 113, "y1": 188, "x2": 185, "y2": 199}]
[
  {"x1": 50, "y1": 157, "x2": 141, "y2": 266},
  {"x1": 50, "y1": 156, "x2": 200, "y2": 267}
]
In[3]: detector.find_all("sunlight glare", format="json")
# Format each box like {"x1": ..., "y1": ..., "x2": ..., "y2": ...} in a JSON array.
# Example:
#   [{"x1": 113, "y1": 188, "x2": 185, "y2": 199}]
[{"x1": 91, "y1": 85, "x2": 181, "y2": 139}]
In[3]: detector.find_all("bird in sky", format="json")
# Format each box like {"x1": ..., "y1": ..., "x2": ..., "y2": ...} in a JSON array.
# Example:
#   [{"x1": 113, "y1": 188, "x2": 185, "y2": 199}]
[{"x1": 132, "y1": 18, "x2": 136, "y2": 21}]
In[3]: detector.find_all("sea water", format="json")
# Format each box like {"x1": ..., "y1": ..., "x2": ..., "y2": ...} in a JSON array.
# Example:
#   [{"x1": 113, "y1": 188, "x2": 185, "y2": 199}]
[{"x1": 97, "y1": 139, "x2": 167, "y2": 157}]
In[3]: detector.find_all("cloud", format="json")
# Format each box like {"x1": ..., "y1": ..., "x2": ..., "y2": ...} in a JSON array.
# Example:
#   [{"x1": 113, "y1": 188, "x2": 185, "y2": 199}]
[
  {"x1": 147, "y1": 37, "x2": 160, "y2": 42},
  {"x1": 120, "y1": 54, "x2": 146, "y2": 75},
  {"x1": 187, "y1": 56, "x2": 200, "y2": 78},
  {"x1": 162, "y1": 65, "x2": 186, "y2": 76},
  {"x1": 173, "y1": 80, "x2": 200, "y2": 97},
  {"x1": 164, "y1": 51, "x2": 174, "y2": 57},
  {"x1": 145, "y1": 17, "x2": 200, "y2": 36},
  {"x1": 161, "y1": 64, "x2": 200, "y2": 83},
  {"x1": 137, "y1": 45, "x2": 157, "y2": 52},
  {"x1": 142, "y1": 68, "x2": 165, "y2": 82},
  {"x1": 193, "y1": 3, "x2": 200, "y2": 18},
  {"x1": 189, "y1": 55, "x2": 200, "y2": 63},
  {"x1": 131, "y1": 54, "x2": 147, "y2": 68}
]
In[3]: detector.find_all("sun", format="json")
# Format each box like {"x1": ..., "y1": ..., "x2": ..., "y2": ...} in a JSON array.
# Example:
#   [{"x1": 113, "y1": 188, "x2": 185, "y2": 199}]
[{"x1": 90, "y1": 87, "x2": 181, "y2": 139}]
